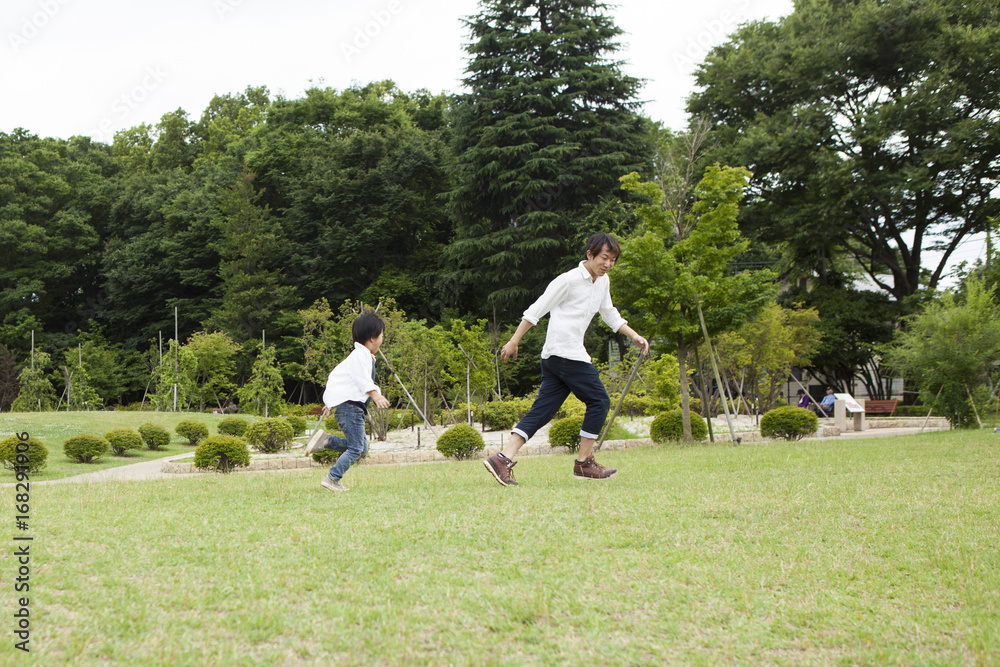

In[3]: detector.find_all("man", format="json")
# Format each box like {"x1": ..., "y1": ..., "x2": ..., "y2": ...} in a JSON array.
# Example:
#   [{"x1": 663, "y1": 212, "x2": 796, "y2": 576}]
[
  {"x1": 815, "y1": 387, "x2": 836, "y2": 417},
  {"x1": 484, "y1": 233, "x2": 649, "y2": 487}
]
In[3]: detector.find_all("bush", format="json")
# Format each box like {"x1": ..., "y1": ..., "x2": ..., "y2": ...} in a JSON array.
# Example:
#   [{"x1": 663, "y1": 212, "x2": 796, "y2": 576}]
[
  {"x1": 549, "y1": 416, "x2": 584, "y2": 451},
  {"x1": 0, "y1": 436, "x2": 48, "y2": 473},
  {"x1": 285, "y1": 414, "x2": 307, "y2": 437},
  {"x1": 104, "y1": 428, "x2": 143, "y2": 456},
  {"x1": 138, "y1": 422, "x2": 171, "y2": 450},
  {"x1": 761, "y1": 406, "x2": 818, "y2": 441},
  {"x1": 650, "y1": 410, "x2": 708, "y2": 443},
  {"x1": 63, "y1": 434, "x2": 110, "y2": 463},
  {"x1": 176, "y1": 420, "x2": 209, "y2": 446},
  {"x1": 194, "y1": 435, "x2": 250, "y2": 473},
  {"x1": 246, "y1": 418, "x2": 295, "y2": 453},
  {"x1": 436, "y1": 424, "x2": 485, "y2": 460},
  {"x1": 217, "y1": 416, "x2": 250, "y2": 438},
  {"x1": 480, "y1": 400, "x2": 523, "y2": 431}
]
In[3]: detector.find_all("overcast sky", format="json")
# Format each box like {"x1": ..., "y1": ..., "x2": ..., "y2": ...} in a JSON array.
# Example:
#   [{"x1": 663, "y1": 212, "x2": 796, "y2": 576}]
[{"x1": 1, "y1": 0, "x2": 987, "y2": 279}]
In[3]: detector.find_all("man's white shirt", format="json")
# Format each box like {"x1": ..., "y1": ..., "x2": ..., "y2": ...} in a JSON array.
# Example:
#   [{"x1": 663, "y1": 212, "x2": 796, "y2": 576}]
[{"x1": 522, "y1": 261, "x2": 627, "y2": 363}]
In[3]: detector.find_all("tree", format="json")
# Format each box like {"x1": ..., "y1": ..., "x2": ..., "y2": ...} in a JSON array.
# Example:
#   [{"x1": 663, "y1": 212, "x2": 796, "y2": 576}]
[
  {"x1": 203, "y1": 166, "x2": 296, "y2": 342},
  {"x1": 237, "y1": 343, "x2": 284, "y2": 417},
  {"x1": 688, "y1": 0, "x2": 1000, "y2": 299},
  {"x1": 614, "y1": 164, "x2": 776, "y2": 439},
  {"x1": 0, "y1": 345, "x2": 20, "y2": 411},
  {"x1": 778, "y1": 284, "x2": 900, "y2": 400},
  {"x1": 712, "y1": 302, "x2": 821, "y2": 414},
  {"x1": 884, "y1": 277, "x2": 1000, "y2": 428},
  {"x1": 11, "y1": 350, "x2": 57, "y2": 412},
  {"x1": 444, "y1": 0, "x2": 651, "y2": 317},
  {"x1": 184, "y1": 331, "x2": 241, "y2": 412}
]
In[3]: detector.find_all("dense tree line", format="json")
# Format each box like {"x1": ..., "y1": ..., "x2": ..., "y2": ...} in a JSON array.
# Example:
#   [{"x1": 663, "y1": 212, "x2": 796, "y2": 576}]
[{"x1": 1, "y1": 0, "x2": 998, "y2": 422}]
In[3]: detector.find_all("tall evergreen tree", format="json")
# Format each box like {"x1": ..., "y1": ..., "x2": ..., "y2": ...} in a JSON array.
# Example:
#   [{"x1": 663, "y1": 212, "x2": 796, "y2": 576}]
[{"x1": 445, "y1": 0, "x2": 651, "y2": 317}]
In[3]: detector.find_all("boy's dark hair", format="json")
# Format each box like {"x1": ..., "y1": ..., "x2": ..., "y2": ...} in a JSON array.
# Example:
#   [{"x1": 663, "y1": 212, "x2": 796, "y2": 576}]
[
  {"x1": 584, "y1": 233, "x2": 621, "y2": 260},
  {"x1": 352, "y1": 313, "x2": 385, "y2": 345}
]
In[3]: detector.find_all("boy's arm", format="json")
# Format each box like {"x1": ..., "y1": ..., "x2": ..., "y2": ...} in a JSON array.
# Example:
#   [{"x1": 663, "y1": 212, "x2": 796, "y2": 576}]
[
  {"x1": 617, "y1": 324, "x2": 649, "y2": 355},
  {"x1": 367, "y1": 389, "x2": 391, "y2": 409},
  {"x1": 500, "y1": 319, "x2": 534, "y2": 361}
]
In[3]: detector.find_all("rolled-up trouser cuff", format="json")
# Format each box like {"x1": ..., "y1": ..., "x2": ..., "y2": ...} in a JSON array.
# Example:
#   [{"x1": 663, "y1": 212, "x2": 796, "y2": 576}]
[
  {"x1": 579, "y1": 429, "x2": 600, "y2": 440},
  {"x1": 511, "y1": 427, "x2": 530, "y2": 442}
]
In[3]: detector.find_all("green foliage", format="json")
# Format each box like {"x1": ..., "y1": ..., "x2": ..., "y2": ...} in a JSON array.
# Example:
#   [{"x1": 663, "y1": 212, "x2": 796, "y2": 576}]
[
  {"x1": 760, "y1": 407, "x2": 818, "y2": 441},
  {"x1": 175, "y1": 419, "x2": 210, "y2": 446},
  {"x1": 894, "y1": 405, "x2": 929, "y2": 417},
  {"x1": 138, "y1": 422, "x2": 171, "y2": 450},
  {"x1": 650, "y1": 410, "x2": 708, "y2": 443},
  {"x1": 104, "y1": 428, "x2": 143, "y2": 456},
  {"x1": 445, "y1": 0, "x2": 650, "y2": 316},
  {"x1": 616, "y1": 165, "x2": 776, "y2": 441},
  {"x1": 63, "y1": 434, "x2": 110, "y2": 463},
  {"x1": 713, "y1": 303, "x2": 821, "y2": 413},
  {"x1": 885, "y1": 277, "x2": 1000, "y2": 428},
  {"x1": 284, "y1": 414, "x2": 306, "y2": 437},
  {"x1": 11, "y1": 350, "x2": 58, "y2": 412},
  {"x1": 688, "y1": 0, "x2": 1000, "y2": 299},
  {"x1": 435, "y1": 424, "x2": 485, "y2": 460},
  {"x1": 0, "y1": 436, "x2": 48, "y2": 473},
  {"x1": 245, "y1": 417, "x2": 294, "y2": 453},
  {"x1": 549, "y1": 417, "x2": 583, "y2": 452},
  {"x1": 479, "y1": 399, "x2": 526, "y2": 432},
  {"x1": 217, "y1": 416, "x2": 250, "y2": 438},
  {"x1": 236, "y1": 343, "x2": 284, "y2": 417},
  {"x1": 194, "y1": 435, "x2": 250, "y2": 473},
  {"x1": 150, "y1": 340, "x2": 198, "y2": 412},
  {"x1": 183, "y1": 331, "x2": 241, "y2": 412}
]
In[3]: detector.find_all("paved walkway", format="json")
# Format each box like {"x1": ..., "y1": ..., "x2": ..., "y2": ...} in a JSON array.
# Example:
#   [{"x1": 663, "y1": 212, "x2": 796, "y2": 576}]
[{"x1": 14, "y1": 416, "x2": 950, "y2": 486}]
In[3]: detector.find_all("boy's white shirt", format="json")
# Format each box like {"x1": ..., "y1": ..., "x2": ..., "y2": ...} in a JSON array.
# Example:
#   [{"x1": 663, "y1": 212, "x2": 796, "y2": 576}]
[
  {"x1": 523, "y1": 261, "x2": 627, "y2": 363},
  {"x1": 322, "y1": 342, "x2": 380, "y2": 408}
]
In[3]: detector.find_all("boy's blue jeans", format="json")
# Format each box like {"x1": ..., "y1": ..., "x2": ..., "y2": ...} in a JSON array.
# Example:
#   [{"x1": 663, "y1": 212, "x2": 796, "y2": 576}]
[
  {"x1": 321, "y1": 403, "x2": 369, "y2": 481},
  {"x1": 512, "y1": 356, "x2": 610, "y2": 443}
]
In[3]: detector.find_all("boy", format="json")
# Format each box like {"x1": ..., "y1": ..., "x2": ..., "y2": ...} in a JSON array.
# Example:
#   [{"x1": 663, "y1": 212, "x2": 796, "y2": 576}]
[
  {"x1": 484, "y1": 233, "x2": 649, "y2": 487},
  {"x1": 304, "y1": 312, "x2": 391, "y2": 491}
]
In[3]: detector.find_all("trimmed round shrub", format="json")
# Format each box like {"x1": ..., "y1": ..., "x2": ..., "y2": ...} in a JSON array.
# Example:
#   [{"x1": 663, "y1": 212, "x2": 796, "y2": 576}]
[
  {"x1": 246, "y1": 418, "x2": 295, "y2": 453},
  {"x1": 650, "y1": 409, "x2": 708, "y2": 443},
  {"x1": 176, "y1": 420, "x2": 209, "y2": 446},
  {"x1": 194, "y1": 435, "x2": 250, "y2": 473},
  {"x1": 138, "y1": 422, "x2": 171, "y2": 450},
  {"x1": 549, "y1": 416, "x2": 584, "y2": 452},
  {"x1": 217, "y1": 416, "x2": 250, "y2": 438},
  {"x1": 0, "y1": 436, "x2": 48, "y2": 473},
  {"x1": 104, "y1": 428, "x2": 143, "y2": 456},
  {"x1": 761, "y1": 406, "x2": 818, "y2": 441},
  {"x1": 480, "y1": 400, "x2": 522, "y2": 431},
  {"x1": 285, "y1": 415, "x2": 307, "y2": 437},
  {"x1": 64, "y1": 434, "x2": 110, "y2": 463},
  {"x1": 436, "y1": 424, "x2": 485, "y2": 460}
]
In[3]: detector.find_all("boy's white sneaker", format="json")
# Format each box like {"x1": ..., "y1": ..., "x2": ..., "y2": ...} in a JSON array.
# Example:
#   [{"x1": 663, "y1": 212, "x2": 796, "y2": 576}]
[
  {"x1": 304, "y1": 429, "x2": 327, "y2": 456},
  {"x1": 321, "y1": 475, "x2": 349, "y2": 492}
]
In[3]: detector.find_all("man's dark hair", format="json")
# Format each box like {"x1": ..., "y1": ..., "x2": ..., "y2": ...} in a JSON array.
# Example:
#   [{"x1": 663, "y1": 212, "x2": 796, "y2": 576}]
[
  {"x1": 584, "y1": 233, "x2": 621, "y2": 260},
  {"x1": 352, "y1": 313, "x2": 385, "y2": 345}
]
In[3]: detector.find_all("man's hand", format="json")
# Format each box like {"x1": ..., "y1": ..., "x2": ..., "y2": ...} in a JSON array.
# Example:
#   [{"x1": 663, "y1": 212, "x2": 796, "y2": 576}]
[
  {"x1": 372, "y1": 393, "x2": 391, "y2": 409},
  {"x1": 632, "y1": 334, "x2": 649, "y2": 355},
  {"x1": 500, "y1": 340, "x2": 518, "y2": 361}
]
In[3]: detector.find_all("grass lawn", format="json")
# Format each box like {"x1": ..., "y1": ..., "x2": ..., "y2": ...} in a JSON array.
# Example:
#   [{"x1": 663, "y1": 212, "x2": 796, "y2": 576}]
[
  {"x1": 0, "y1": 412, "x2": 254, "y2": 481},
  {"x1": 3, "y1": 429, "x2": 998, "y2": 664}
]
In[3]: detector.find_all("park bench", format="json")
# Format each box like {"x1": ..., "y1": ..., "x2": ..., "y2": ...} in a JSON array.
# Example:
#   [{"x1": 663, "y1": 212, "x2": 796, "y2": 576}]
[
  {"x1": 308, "y1": 406, "x2": 324, "y2": 416},
  {"x1": 864, "y1": 399, "x2": 898, "y2": 416}
]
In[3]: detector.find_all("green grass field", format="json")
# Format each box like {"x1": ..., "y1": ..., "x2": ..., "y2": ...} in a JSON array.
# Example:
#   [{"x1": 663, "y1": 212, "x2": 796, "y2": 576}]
[{"x1": 2, "y1": 429, "x2": 998, "y2": 665}]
